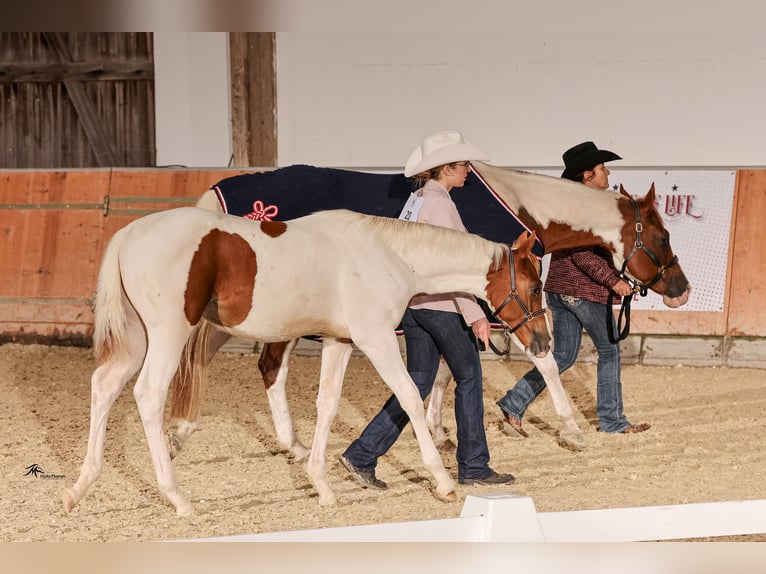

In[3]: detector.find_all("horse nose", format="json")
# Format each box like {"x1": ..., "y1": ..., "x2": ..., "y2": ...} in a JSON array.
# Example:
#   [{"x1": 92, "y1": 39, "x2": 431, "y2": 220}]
[{"x1": 528, "y1": 332, "x2": 551, "y2": 358}]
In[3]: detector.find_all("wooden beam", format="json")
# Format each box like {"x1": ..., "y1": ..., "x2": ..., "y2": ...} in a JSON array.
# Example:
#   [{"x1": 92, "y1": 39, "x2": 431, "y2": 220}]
[
  {"x1": 41, "y1": 32, "x2": 120, "y2": 167},
  {"x1": 229, "y1": 33, "x2": 250, "y2": 167},
  {"x1": 247, "y1": 33, "x2": 277, "y2": 167},
  {"x1": 228, "y1": 33, "x2": 277, "y2": 167},
  {"x1": 0, "y1": 61, "x2": 154, "y2": 83}
]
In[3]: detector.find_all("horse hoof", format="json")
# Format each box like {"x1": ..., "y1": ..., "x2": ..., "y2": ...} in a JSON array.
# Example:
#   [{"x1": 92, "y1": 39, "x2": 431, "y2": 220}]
[
  {"x1": 430, "y1": 486, "x2": 458, "y2": 503},
  {"x1": 291, "y1": 445, "x2": 311, "y2": 462},
  {"x1": 317, "y1": 493, "x2": 338, "y2": 506},
  {"x1": 61, "y1": 488, "x2": 78, "y2": 512},
  {"x1": 436, "y1": 439, "x2": 456, "y2": 454},
  {"x1": 175, "y1": 501, "x2": 194, "y2": 517},
  {"x1": 440, "y1": 489, "x2": 458, "y2": 503},
  {"x1": 558, "y1": 431, "x2": 587, "y2": 451}
]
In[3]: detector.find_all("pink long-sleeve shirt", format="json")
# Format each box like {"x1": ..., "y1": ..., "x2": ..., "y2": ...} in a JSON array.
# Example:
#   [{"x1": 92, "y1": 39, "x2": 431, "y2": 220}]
[{"x1": 406, "y1": 179, "x2": 486, "y2": 326}]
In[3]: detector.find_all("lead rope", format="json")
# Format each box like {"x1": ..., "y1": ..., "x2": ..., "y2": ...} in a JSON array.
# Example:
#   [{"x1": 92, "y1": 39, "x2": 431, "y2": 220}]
[{"x1": 607, "y1": 291, "x2": 633, "y2": 344}]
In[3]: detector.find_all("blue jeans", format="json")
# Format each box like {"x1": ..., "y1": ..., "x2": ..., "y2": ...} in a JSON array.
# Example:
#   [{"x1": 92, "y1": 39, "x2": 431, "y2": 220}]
[
  {"x1": 343, "y1": 308, "x2": 493, "y2": 480},
  {"x1": 496, "y1": 292, "x2": 630, "y2": 433}
]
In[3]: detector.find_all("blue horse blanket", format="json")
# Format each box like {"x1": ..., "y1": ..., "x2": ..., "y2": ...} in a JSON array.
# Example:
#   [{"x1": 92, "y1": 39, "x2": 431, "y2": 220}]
[{"x1": 211, "y1": 164, "x2": 544, "y2": 257}]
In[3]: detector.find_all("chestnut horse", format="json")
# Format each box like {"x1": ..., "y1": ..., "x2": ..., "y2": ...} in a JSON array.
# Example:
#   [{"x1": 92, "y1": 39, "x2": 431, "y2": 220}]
[
  {"x1": 425, "y1": 163, "x2": 691, "y2": 448},
  {"x1": 170, "y1": 163, "x2": 690, "y2": 458},
  {"x1": 63, "y1": 207, "x2": 548, "y2": 515}
]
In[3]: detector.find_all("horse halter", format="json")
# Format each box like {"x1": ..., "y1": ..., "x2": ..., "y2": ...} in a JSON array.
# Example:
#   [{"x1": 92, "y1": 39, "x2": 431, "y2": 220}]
[
  {"x1": 608, "y1": 198, "x2": 680, "y2": 343},
  {"x1": 483, "y1": 247, "x2": 546, "y2": 356},
  {"x1": 618, "y1": 199, "x2": 679, "y2": 296}
]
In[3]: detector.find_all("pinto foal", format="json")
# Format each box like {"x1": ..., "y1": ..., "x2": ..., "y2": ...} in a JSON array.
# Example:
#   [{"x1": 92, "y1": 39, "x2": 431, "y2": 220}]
[{"x1": 63, "y1": 208, "x2": 548, "y2": 515}]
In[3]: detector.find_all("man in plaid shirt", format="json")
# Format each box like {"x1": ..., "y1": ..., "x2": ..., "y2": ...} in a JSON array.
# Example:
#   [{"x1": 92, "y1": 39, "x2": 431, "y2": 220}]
[{"x1": 496, "y1": 141, "x2": 651, "y2": 435}]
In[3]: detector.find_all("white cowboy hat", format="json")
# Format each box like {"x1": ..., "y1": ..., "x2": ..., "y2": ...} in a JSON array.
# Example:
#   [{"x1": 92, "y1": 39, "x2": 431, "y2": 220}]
[{"x1": 404, "y1": 130, "x2": 488, "y2": 177}]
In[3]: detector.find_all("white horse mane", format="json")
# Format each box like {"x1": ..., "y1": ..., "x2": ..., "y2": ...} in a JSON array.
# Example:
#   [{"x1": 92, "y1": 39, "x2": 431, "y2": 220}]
[
  {"x1": 323, "y1": 209, "x2": 509, "y2": 271},
  {"x1": 472, "y1": 161, "x2": 624, "y2": 251}
]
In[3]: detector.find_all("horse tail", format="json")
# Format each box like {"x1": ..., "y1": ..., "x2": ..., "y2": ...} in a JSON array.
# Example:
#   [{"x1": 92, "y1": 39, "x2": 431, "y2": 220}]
[
  {"x1": 92, "y1": 225, "x2": 133, "y2": 364},
  {"x1": 169, "y1": 319, "x2": 213, "y2": 422}
]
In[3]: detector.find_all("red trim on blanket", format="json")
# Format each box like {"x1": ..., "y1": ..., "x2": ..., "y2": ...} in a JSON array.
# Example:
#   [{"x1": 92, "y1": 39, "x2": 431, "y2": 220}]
[
  {"x1": 470, "y1": 164, "x2": 542, "y2": 256},
  {"x1": 212, "y1": 185, "x2": 229, "y2": 214}
]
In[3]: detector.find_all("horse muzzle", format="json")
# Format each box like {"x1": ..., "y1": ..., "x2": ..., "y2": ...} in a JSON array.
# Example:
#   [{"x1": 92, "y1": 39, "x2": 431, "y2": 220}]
[
  {"x1": 527, "y1": 331, "x2": 551, "y2": 358},
  {"x1": 662, "y1": 284, "x2": 691, "y2": 308}
]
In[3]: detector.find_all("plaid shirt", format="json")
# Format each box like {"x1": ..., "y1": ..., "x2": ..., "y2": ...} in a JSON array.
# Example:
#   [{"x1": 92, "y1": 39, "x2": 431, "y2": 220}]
[{"x1": 544, "y1": 246, "x2": 622, "y2": 305}]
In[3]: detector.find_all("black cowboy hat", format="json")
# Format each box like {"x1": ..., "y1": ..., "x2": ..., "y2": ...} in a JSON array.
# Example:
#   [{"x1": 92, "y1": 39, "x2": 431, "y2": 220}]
[{"x1": 561, "y1": 141, "x2": 622, "y2": 180}]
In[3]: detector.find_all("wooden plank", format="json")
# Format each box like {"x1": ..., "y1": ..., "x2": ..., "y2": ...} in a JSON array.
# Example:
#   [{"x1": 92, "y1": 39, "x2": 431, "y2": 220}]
[
  {"x1": 726, "y1": 170, "x2": 766, "y2": 335},
  {"x1": 628, "y1": 310, "x2": 727, "y2": 336},
  {"x1": 101, "y1": 168, "x2": 248, "y2": 247},
  {"x1": 0, "y1": 171, "x2": 110, "y2": 301},
  {"x1": 0, "y1": 61, "x2": 154, "y2": 83},
  {"x1": 229, "y1": 33, "x2": 276, "y2": 167},
  {"x1": 0, "y1": 298, "x2": 93, "y2": 341},
  {"x1": 229, "y1": 33, "x2": 250, "y2": 167},
  {"x1": 41, "y1": 32, "x2": 119, "y2": 167},
  {"x1": 1, "y1": 33, "x2": 155, "y2": 169},
  {"x1": 247, "y1": 33, "x2": 277, "y2": 167}
]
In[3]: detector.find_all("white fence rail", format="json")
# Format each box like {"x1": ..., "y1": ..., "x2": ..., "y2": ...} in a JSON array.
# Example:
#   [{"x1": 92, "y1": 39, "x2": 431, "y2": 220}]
[{"x1": 187, "y1": 494, "x2": 766, "y2": 542}]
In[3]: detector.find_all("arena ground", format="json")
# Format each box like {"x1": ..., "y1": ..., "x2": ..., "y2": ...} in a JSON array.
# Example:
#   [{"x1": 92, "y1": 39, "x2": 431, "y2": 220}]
[{"x1": 2, "y1": 342, "x2": 765, "y2": 542}]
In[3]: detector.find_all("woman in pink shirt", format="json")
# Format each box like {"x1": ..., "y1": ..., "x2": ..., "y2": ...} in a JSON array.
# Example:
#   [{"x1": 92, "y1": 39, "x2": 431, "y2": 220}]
[{"x1": 340, "y1": 131, "x2": 516, "y2": 489}]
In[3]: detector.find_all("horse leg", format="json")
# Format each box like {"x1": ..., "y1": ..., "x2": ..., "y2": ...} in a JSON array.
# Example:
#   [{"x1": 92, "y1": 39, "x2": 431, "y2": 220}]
[
  {"x1": 167, "y1": 326, "x2": 232, "y2": 459},
  {"x1": 63, "y1": 311, "x2": 146, "y2": 512},
  {"x1": 529, "y1": 352, "x2": 586, "y2": 450},
  {"x1": 134, "y1": 330, "x2": 195, "y2": 516},
  {"x1": 259, "y1": 339, "x2": 311, "y2": 460},
  {"x1": 425, "y1": 359, "x2": 456, "y2": 453},
  {"x1": 508, "y1": 305, "x2": 586, "y2": 450},
  {"x1": 355, "y1": 333, "x2": 457, "y2": 503},
  {"x1": 304, "y1": 337, "x2": 353, "y2": 505}
]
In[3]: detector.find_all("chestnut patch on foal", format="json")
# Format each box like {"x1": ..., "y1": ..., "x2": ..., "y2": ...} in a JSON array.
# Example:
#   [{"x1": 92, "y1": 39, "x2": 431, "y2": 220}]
[
  {"x1": 260, "y1": 220, "x2": 287, "y2": 238},
  {"x1": 184, "y1": 229, "x2": 257, "y2": 327}
]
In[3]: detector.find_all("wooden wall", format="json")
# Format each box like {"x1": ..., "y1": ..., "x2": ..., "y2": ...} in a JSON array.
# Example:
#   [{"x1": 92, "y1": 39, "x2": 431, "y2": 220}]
[
  {"x1": 1, "y1": 168, "x2": 764, "y2": 342},
  {"x1": 0, "y1": 169, "x2": 244, "y2": 342},
  {"x1": 0, "y1": 33, "x2": 155, "y2": 168},
  {"x1": 629, "y1": 170, "x2": 766, "y2": 338},
  {"x1": 726, "y1": 170, "x2": 766, "y2": 336}
]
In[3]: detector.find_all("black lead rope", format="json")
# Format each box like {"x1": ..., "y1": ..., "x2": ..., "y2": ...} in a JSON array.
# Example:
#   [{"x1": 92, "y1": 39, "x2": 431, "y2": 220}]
[
  {"x1": 477, "y1": 333, "x2": 511, "y2": 356},
  {"x1": 607, "y1": 292, "x2": 633, "y2": 344}
]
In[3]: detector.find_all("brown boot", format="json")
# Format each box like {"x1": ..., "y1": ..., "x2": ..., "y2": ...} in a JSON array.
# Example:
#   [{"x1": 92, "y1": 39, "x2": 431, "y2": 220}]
[
  {"x1": 502, "y1": 412, "x2": 529, "y2": 438},
  {"x1": 620, "y1": 422, "x2": 651, "y2": 434}
]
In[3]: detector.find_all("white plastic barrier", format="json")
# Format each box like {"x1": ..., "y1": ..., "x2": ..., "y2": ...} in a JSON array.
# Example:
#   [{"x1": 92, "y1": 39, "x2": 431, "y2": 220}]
[{"x1": 188, "y1": 494, "x2": 766, "y2": 542}]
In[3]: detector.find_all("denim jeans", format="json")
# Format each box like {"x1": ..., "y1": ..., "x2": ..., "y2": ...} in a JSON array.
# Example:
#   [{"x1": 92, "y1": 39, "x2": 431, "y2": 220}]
[
  {"x1": 343, "y1": 308, "x2": 493, "y2": 480},
  {"x1": 496, "y1": 292, "x2": 630, "y2": 433}
]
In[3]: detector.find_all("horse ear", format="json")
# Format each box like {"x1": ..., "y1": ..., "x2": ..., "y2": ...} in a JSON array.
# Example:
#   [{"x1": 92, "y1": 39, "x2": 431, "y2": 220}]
[
  {"x1": 513, "y1": 230, "x2": 535, "y2": 254},
  {"x1": 526, "y1": 230, "x2": 537, "y2": 251},
  {"x1": 645, "y1": 182, "x2": 656, "y2": 204},
  {"x1": 618, "y1": 184, "x2": 631, "y2": 199}
]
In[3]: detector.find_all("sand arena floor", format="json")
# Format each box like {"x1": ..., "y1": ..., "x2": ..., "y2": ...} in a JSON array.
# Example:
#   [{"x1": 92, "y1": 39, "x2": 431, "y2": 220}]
[{"x1": 2, "y1": 342, "x2": 765, "y2": 542}]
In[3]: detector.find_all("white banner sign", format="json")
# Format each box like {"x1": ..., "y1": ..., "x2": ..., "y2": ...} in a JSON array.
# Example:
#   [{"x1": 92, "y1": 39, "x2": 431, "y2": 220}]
[{"x1": 533, "y1": 169, "x2": 736, "y2": 312}]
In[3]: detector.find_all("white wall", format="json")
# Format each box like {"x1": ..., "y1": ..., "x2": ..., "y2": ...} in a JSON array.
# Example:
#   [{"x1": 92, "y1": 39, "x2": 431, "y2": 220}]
[
  {"x1": 151, "y1": 29, "x2": 766, "y2": 169},
  {"x1": 276, "y1": 32, "x2": 766, "y2": 169},
  {"x1": 153, "y1": 32, "x2": 232, "y2": 168}
]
